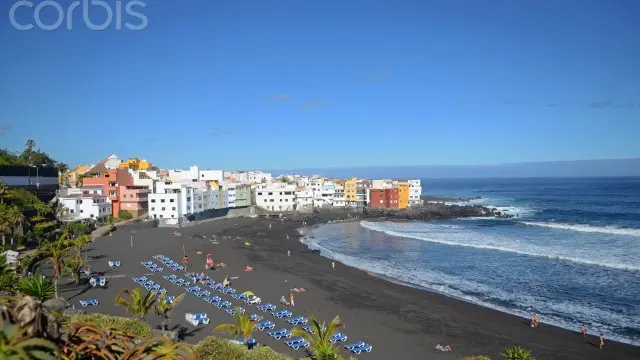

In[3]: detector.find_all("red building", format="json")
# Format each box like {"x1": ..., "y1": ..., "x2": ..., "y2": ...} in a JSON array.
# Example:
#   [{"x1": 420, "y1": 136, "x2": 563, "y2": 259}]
[{"x1": 369, "y1": 188, "x2": 400, "y2": 208}]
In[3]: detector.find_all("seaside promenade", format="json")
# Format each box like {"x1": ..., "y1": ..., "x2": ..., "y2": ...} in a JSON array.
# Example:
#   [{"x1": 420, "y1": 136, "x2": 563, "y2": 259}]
[{"x1": 54, "y1": 214, "x2": 640, "y2": 360}]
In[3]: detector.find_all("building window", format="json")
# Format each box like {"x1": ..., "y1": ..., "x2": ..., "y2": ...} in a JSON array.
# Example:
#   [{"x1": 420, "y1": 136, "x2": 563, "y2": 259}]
[
  {"x1": 80, "y1": 210, "x2": 84, "y2": 213},
  {"x1": 161, "y1": 199, "x2": 165, "y2": 203},
  {"x1": 170, "y1": 199, "x2": 174, "y2": 202},
  {"x1": 172, "y1": 207, "x2": 176, "y2": 210},
  {"x1": 162, "y1": 207, "x2": 165, "y2": 211},
  {"x1": 151, "y1": 199, "x2": 156, "y2": 203},
  {"x1": 187, "y1": 197, "x2": 191, "y2": 201},
  {"x1": 151, "y1": 207, "x2": 155, "y2": 211},
  {"x1": 159, "y1": 215, "x2": 163, "y2": 218}
]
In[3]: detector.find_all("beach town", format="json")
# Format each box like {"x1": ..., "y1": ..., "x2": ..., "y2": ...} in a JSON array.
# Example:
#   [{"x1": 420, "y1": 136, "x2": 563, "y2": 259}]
[{"x1": 2, "y1": 148, "x2": 640, "y2": 360}]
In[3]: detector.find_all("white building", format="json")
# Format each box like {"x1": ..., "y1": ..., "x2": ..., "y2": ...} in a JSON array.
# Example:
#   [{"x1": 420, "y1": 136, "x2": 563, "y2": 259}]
[
  {"x1": 248, "y1": 171, "x2": 272, "y2": 184},
  {"x1": 372, "y1": 179, "x2": 392, "y2": 189},
  {"x1": 333, "y1": 185, "x2": 346, "y2": 207},
  {"x1": 224, "y1": 171, "x2": 249, "y2": 184},
  {"x1": 103, "y1": 154, "x2": 120, "y2": 169},
  {"x1": 295, "y1": 189, "x2": 313, "y2": 209},
  {"x1": 129, "y1": 169, "x2": 158, "y2": 192},
  {"x1": 408, "y1": 179, "x2": 422, "y2": 206},
  {"x1": 199, "y1": 169, "x2": 224, "y2": 182},
  {"x1": 58, "y1": 186, "x2": 111, "y2": 221},
  {"x1": 313, "y1": 188, "x2": 335, "y2": 208},
  {"x1": 255, "y1": 183, "x2": 296, "y2": 211},
  {"x1": 148, "y1": 181, "x2": 221, "y2": 224},
  {"x1": 223, "y1": 182, "x2": 237, "y2": 208}
]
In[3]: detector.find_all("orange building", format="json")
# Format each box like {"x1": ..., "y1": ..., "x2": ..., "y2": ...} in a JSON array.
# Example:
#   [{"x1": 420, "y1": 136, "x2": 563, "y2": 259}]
[
  {"x1": 82, "y1": 165, "x2": 134, "y2": 217},
  {"x1": 369, "y1": 188, "x2": 400, "y2": 208},
  {"x1": 397, "y1": 184, "x2": 409, "y2": 209}
]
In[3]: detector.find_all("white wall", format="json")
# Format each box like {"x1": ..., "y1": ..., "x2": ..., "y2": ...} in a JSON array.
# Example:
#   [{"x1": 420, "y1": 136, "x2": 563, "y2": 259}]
[
  {"x1": 200, "y1": 169, "x2": 223, "y2": 182},
  {"x1": 255, "y1": 184, "x2": 296, "y2": 211},
  {"x1": 409, "y1": 179, "x2": 422, "y2": 205},
  {"x1": 295, "y1": 190, "x2": 313, "y2": 208},
  {"x1": 248, "y1": 171, "x2": 272, "y2": 184},
  {"x1": 59, "y1": 195, "x2": 111, "y2": 221}
]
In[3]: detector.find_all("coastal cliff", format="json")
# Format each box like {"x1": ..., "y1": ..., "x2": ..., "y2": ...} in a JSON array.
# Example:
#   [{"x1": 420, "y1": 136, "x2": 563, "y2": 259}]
[{"x1": 363, "y1": 202, "x2": 507, "y2": 220}]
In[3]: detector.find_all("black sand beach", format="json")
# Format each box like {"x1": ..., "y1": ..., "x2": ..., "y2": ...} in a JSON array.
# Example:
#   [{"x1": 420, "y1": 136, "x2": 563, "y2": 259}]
[{"x1": 58, "y1": 214, "x2": 640, "y2": 360}]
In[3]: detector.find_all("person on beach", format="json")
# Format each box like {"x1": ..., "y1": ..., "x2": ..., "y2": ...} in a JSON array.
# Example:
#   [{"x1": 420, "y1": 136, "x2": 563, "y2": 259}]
[
  {"x1": 531, "y1": 313, "x2": 536, "y2": 327},
  {"x1": 286, "y1": 233, "x2": 290, "y2": 240},
  {"x1": 206, "y1": 256, "x2": 214, "y2": 270},
  {"x1": 580, "y1": 324, "x2": 587, "y2": 337},
  {"x1": 287, "y1": 249, "x2": 291, "y2": 258},
  {"x1": 182, "y1": 255, "x2": 190, "y2": 271},
  {"x1": 223, "y1": 276, "x2": 230, "y2": 287},
  {"x1": 600, "y1": 334, "x2": 605, "y2": 350},
  {"x1": 332, "y1": 261, "x2": 335, "y2": 270},
  {"x1": 269, "y1": 223, "x2": 272, "y2": 230},
  {"x1": 289, "y1": 293, "x2": 295, "y2": 307},
  {"x1": 535, "y1": 314, "x2": 540, "y2": 327}
]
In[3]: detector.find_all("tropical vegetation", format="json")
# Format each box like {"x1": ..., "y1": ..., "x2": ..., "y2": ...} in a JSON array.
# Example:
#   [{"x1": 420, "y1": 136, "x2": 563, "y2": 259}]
[
  {"x1": 291, "y1": 315, "x2": 344, "y2": 360},
  {"x1": 213, "y1": 310, "x2": 257, "y2": 344},
  {"x1": 155, "y1": 292, "x2": 187, "y2": 330},
  {"x1": 115, "y1": 287, "x2": 158, "y2": 320}
]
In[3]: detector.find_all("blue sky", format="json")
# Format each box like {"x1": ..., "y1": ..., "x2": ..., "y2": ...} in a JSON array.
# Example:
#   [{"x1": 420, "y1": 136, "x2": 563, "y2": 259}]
[{"x1": 1, "y1": 0, "x2": 639, "y2": 170}]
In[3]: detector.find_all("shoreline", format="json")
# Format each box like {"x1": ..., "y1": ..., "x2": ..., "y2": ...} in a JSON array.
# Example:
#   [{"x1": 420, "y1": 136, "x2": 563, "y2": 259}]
[{"x1": 69, "y1": 212, "x2": 640, "y2": 360}]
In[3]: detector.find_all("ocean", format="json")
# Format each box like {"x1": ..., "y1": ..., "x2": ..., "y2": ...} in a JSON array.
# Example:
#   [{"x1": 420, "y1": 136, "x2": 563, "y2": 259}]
[{"x1": 305, "y1": 177, "x2": 640, "y2": 346}]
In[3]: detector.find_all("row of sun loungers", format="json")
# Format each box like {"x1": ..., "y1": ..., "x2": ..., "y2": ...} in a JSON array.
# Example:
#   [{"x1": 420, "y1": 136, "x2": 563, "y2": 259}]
[
  {"x1": 143, "y1": 256, "x2": 374, "y2": 355},
  {"x1": 89, "y1": 277, "x2": 106, "y2": 287},
  {"x1": 141, "y1": 261, "x2": 162, "y2": 272},
  {"x1": 79, "y1": 299, "x2": 99, "y2": 306},
  {"x1": 108, "y1": 261, "x2": 121, "y2": 267},
  {"x1": 154, "y1": 255, "x2": 185, "y2": 271}
]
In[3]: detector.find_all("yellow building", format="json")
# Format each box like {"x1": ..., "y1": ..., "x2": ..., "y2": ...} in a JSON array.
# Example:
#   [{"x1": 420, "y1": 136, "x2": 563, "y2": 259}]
[
  {"x1": 67, "y1": 165, "x2": 92, "y2": 187},
  {"x1": 118, "y1": 158, "x2": 151, "y2": 170},
  {"x1": 397, "y1": 184, "x2": 409, "y2": 209},
  {"x1": 344, "y1": 178, "x2": 358, "y2": 202}
]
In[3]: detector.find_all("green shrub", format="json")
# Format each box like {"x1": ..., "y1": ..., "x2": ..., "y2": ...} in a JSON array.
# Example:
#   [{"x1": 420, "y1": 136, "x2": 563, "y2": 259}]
[
  {"x1": 192, "y1": 336, "x2": 295, "y2": 360},
  {"x1": 65, "y1": 313, "x2": 152, "y2": 339},
  {"x1": 501, "y1": 346, "x2": 535, "y2": 360},
  {"x1": 17, "y1": 275, "x2": 54, "y2": 301},
  {"x1": 118, "y1": 210, "x2": 133, "y2": 220}
]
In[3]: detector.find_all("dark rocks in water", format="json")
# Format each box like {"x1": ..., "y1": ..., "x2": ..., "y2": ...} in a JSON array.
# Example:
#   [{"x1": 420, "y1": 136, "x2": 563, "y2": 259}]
[{"x1": 363, "y1": 202, "x2": 510, "y2": 221}]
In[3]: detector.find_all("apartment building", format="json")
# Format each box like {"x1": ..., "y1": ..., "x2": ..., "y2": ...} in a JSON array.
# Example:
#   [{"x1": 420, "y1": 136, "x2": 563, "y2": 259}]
[
  {"x1": 248, "y1": 171, "x2": 272, "y2": 184},
  {"x1": 408, "y1": 179, "x2": 422, "y2": 206},
  {"x1": 295, "y1": 188, "x2": 314, "y2": 209},
  {"x1": 234, "y1": 184, "x2": 252, "y2": 207},
  {"x1": 333, "y1": 185, "x2": 346, "y2": 207},
  {"x1": 344, "y1": 178, "x2": 357, "y2": 205},
  {"x1": 255, "y1": 183, "x2": 296, "y2": 211},
  {"x1": 148, "y1": 181, "x2": 221, "y2": 224},
  {"x1": 369, "y1": 188, "x2": 400, "y2": 208},
  {"x1": 58, "y1": 186, "x2": 111, "y2": 221},
  {"x1": 82, "y1": 165, "x2": 134, "y2": 217},
  {"x1": 355, "y1": 180, "x2": 372, "y2": 207},
  {"x1": 119, "y1": 185, "x2": 151, "y2": 216}
]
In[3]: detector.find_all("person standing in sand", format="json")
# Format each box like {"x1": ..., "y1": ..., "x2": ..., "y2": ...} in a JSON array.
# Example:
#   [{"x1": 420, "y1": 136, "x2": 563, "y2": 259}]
[
  {"x1": 289, "y1": 293, "x2": 295, "y2": 307},
  {"x1": 332, "y1": 261, "x2": 335, "y2": 270},
  {"x1": 580, "y1": 324, "x2": 587, "y2": 337},
  {"x1": 600, "y1": 334, "x2": 605, "y2": 350},
  {"x1": 287, "y1": 249, "x2": 291, "y2": 259},
  {"x1": 269, "y1": 223, "x2": 272, "y2": 230}
]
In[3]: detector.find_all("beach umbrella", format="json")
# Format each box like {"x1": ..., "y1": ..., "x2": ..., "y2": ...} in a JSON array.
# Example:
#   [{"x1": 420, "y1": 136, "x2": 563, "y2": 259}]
[
  {"x1": 206, "y1": 253, "x2": 212, "y2": 257},
  {"x1": 243, "y1": 291, "x2": 254, "y2": 296}
]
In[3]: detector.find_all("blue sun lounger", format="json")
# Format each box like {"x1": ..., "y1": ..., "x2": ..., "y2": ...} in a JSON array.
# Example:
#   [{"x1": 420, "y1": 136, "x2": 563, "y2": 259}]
[
  {"x1": 132, "y1": 276, "x2": 147, "y2": 283},
  {"x1": 221, "y1": 287, "x2": 236, "y2": 294},
  {"x1": 155, "y1": 288, "x2": 167, "y2": 295},
  {"x1": 257, "y1": 320, "x2": 275, "y2": 330},
  {"x1": 186, "y1": 286, "x2": 201, "y2": 293},
  {"x1": 204, "y1": 296, "x2": 222, "y2": 303},
  {"x1": 177, "y1": 281, "x2": 191, "y2": 287},
  {"x1": 287, "y1": 316, "x2": 308, "y2": 325},
  {"x1": 329, "y1": 332, "x2": 347, "y2": 343},
  {"x1": 108, "y1": 261, "x2": 121, "y2": 267},
  {"x1": 79, "y1": 299, "x2": 98, "y2": 306},
  {"x1": 257, "y1": 303, "x2": 276, "y2": 311},
  {"x1": 250, "y1": 314, "x2": 263, "y2": 322},
  {"x1": 350, "y1": 343, "x2": 372, "y2": 354},
  {"x1": 145, "y1": 284, "x2": 160, "y2": 291},
  {"x1": 141, "y1": 261, "x2": 153, "y2": 266},
  {"x1": 150, "y1": 266, "x2": 163, "y2": 272},
  {"x1": 141, "y1": 280, "x2": 154, "y2": 286},
  {"x1": 290, "y1": 340, "x2": 310, "y2": 350},
  {"x1": 212, "y1": 283, "x2": 224, "y2": 290},
  {"x1": 194, "y1": 290, "x2": 211, "y2": 297},
  {"x1": 345, "y1": 341, "x2": 366, "y2": 351},
  {"x1": 226, "y1": 307, "x2": 245, "y2": 315},
  {"x1": 268, "y1": 328, "x2": 291, "y2": 340},
  {"x1": 272, "y1": 310, "x2": 293, "y2": 318},
  {"x1": 285, "y1": 337, "x2": 305, "y2": 346},
  {"x1": 163, "y1": 274, "x2": 178, "y2": 281},
  {"x1": 214, "y1": 301, "x2": 232, "y2": 308},
  {"x1": 165, "y1": 296, "x2": 176, "y2": 304},
  {"x1": 232, "y1": 293, "x2": 248, "y2": 300}
]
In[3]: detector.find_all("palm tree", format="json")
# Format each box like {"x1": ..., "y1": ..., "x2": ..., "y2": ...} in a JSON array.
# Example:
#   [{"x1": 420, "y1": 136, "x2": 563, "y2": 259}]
[
  {"x1": 24, "y1": 140, "x2": 36, "y2": 153},
  {"x1": 291, "y1": 315, "x2": 344, "y2": 360},
  {"x1": 0, "y1": 203, "x2": 24, "y2": 247},
  {"x1": 63, "y1": 255, "x2": 86, "y2": 285},
  {"x1": 36, "y1": 236, "x2": 74, "y2": 298},
  {"x1": 213, "y1": 311, "x2": 257, "y2": 345},
  {"x1": 0, "y1": 182, "x2": 8, "y2": 204},
  {"x1": 6, "y1": 206, "x2": 24, "y2": 247},
  {"x1": 16, "y1": 276, "x2": 55, "y2": 301},
  {"x1": 155, "y1": 292, "x2": 186, "y2": 330},
  {"x1": 501, "y1": 346, "x2": 535, "y2": 360},
  {"x1": 123, "y1": 337, "x2": 195, "y2": 359},
  {"x1": 115, "y1": 288, "x2": 157, "y2": 320}
]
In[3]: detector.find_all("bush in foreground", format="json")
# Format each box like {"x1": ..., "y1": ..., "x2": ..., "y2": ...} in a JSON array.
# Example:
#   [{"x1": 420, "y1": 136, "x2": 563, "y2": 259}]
[
  {"x1": 65, "y1": 313, "x2": 153, "y2": 339},
  {"x1": 192, "y1": 336, "x2": 296, "y2": 360}
]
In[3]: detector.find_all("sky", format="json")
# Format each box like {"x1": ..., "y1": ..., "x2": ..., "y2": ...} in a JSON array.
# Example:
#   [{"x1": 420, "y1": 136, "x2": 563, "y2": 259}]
[{"x1": 1, "y1": 0, "x2": 639, "y2": 170}]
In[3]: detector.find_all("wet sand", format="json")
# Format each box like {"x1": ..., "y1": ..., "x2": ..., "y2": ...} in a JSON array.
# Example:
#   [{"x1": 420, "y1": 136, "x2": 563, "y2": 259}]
[{"x1": 61, "y1": 214, "x2": 640, "y2": 360}]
